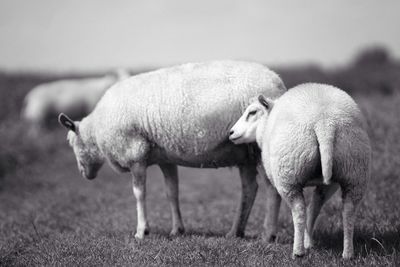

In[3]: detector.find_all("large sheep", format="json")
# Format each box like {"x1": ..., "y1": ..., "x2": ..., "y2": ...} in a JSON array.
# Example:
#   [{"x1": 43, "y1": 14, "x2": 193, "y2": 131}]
[
  {"x1": 22, "y1": 69, "x2": 130, "y2": 135},
  {"x1": 58, "y1": 60, "x2": 286, "y2": 239},
  {"x1": 229, "y1": 83, "x2": 371, "y2": 259}
]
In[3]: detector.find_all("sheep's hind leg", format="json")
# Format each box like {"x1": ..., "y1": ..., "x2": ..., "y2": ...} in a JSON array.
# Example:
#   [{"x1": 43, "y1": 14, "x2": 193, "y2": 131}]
[
  {"x1": 226, "y1": 164, "x2": 258, "y2": 238},
  {"x1": 305, "y1": 183, "x2": 339, "y2": 249},
  {"x1": 131, "y1": 162, "x2": 150, "y2": 239},
  {"x1": 159, "y1": 163, "x2": 185, "y2": 236},
  {"x1": 341, "y1": 186, "x2": 364, "y2": 259},
  {"x1": 278, "y1": 186, "x2": 306, "y2": 258},
  {"x1": 261, "y1": 171, "x2": 281, "y2": 242}
]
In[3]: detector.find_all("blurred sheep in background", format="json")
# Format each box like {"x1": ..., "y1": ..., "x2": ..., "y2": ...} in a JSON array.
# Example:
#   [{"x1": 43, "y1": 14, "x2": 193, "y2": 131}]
[{"x1": 21, "y1": 69, "x2": 130, "y2": 136}]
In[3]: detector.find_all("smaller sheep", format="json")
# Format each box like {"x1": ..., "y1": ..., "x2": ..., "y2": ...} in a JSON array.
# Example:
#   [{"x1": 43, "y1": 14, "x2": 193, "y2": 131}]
[
  {"x1": 229, "y1": 83, "x2": 371, "y2": 259},
  {"x1": 21, "y1": 69, "x2": 130, "y2": 135}
]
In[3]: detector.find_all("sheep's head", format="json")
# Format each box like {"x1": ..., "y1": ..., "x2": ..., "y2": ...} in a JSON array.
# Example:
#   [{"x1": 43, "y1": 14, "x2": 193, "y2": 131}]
[
  {"x1": 58, "y1": 113, "x2": 104, "y2": 180},
  {"x1": 229, "y1": 95, "x2": 274, "y2": 144}
]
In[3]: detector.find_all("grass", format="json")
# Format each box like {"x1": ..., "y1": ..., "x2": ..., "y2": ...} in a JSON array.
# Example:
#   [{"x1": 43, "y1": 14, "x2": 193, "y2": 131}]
[{"x1": 1, "y1": 56, "x2": 400, "y2": 265}]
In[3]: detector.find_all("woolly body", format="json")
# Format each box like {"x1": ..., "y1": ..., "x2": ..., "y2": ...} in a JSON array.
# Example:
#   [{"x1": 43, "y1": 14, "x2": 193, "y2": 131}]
[
  {"x1": 82, "y1": 61, "x2": 285, "y2": 170},
  {"x1": 257, "y1": 83, "x2": 370, "y2": 190}
]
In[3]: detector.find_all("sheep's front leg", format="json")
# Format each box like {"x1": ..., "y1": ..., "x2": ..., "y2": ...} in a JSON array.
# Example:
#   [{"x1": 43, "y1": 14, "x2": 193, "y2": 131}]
[
  {"x1": 226, "y1": 164, "x2": 258, "y2": 238},
  {"x1": 159, "y1": 163, "x2": 185, "y2": 236},
  {"x1": 131, "y1": 162, "x2": 149, "y2": 239},
  {"x1": 305, "y1": 183, "x2": 339, "y2": 249}
]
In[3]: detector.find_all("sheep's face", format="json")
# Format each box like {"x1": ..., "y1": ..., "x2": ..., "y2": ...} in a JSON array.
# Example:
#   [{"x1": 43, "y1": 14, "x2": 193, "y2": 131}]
[
  {"x1": 229, "y1": 95, "x2": 273, "y2": 144},
  {"x1": 67, "y1": 132, "x2": 103, "y2": 180},
  {"x1": 59, "y1": 113, "x2": 104, "y2": 180}
]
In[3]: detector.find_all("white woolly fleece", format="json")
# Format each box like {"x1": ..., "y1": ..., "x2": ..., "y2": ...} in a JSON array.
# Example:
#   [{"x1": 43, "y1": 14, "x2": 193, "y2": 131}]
[{"x1": 78, "y1": 60, "x2": 287, "y2": 171}]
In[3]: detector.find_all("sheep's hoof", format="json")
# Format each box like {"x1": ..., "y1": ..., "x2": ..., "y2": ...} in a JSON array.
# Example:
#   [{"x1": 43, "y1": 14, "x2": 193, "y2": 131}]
[
  {"x1": 134, "y1": 228, "x2": 150, "y2": 239},
  {"x1": 261, "y1": 232, "x2": 277, "y2": 242},
  {"x1": 170, "y1": 227, "x2": 185, "y2": 236},
  {"x1": 342, "y1": 251, "x2": 354, "y2": 259},
  {"x1": 304, "y1": 237, "x2": 314, "y2": 249},
  {"x1": 134, "y1": 232, "x2": 145, "y2": 239},
  {"x1": 225, "y1": 230, "x2": 244, "y2": 239},
  {"x1": 292, "y1": 252, "x2": 305, "y2": 259}
]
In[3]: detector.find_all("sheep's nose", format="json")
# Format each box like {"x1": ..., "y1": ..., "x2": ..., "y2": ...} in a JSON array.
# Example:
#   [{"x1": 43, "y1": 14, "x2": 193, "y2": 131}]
[{"x1": 229, "y1": 129, "x2": 234, "y2": 136}]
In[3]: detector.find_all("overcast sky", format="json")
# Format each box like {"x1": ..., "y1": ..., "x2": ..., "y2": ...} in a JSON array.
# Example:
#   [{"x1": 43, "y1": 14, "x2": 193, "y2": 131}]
[{"x1": 0, "y1": 0, "x2": 399, "y2": 72}]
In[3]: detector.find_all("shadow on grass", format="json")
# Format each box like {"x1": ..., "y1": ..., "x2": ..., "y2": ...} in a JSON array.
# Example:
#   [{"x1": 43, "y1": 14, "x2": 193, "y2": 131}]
[
  {"x1": 315, "y1": 227, "x2": 400, "y2": 256},
  {"x1": 183, "y1": 229, "x2": 259, "y2": 240},
  {"x1": 127, "y1": 227, "x2": 260, "y2": 241}
]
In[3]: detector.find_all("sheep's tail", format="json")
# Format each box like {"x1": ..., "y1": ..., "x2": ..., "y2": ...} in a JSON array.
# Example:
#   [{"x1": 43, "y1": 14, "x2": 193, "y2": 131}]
[{"x1": 314, "y1": 120, "x2": 335, "y2": 185}]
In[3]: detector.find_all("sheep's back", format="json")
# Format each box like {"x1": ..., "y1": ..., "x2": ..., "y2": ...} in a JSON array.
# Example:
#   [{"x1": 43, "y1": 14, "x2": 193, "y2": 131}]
[{"x1": 268, "y1": 83, "x2": 365, "y2": 131}]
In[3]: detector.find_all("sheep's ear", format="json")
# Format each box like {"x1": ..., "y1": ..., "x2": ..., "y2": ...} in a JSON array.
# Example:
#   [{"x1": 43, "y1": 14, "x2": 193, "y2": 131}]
[
  {"x1": 258, "y1": 95, "x2": 274, "y2": 110},
  {"x1": 58, "y1": 113, "x2": 77, "y2": 133}
]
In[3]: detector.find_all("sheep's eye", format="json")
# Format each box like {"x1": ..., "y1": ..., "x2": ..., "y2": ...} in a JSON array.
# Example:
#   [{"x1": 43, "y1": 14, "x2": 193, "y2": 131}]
[{"x1": 246, "y1": 110, "x2": 257, "y2": 120}]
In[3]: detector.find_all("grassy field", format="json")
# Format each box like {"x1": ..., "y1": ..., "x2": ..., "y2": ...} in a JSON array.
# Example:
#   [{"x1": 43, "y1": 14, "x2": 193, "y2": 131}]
[{"x1": 1, "y1": 54, "x2": 400, "y2": 266}]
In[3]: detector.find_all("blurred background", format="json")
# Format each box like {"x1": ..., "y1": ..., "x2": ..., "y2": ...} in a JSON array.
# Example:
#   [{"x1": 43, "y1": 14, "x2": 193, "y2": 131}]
[
  {"x1": 1, "y1": 1, "x2": 400, "y2": 265},
  {"x1": 1, "y1": 0, "x2": 399, "y2": 72}
]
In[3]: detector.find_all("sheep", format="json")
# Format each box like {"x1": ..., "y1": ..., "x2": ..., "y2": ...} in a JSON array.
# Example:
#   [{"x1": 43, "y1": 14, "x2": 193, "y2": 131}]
[
  {"x1": 229, "y1": 83, "x2": 371, "y2": 259},
  {"x1": 22, "y1": 69, "x2": 130, "y2": 136},
  {"x1": 58, "y1": 60, "x2": 287, "y2": 239}
]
